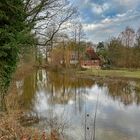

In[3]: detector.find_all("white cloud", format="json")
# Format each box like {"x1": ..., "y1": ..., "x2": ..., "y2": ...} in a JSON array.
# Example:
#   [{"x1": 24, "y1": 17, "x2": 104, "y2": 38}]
[
  {"x1": 91, "y1": 3, "x2": 110, "y2": 14},
  {"x1": 113, "y1": 0, "x2": 140, "y2": 8},
  {"x1": 116, "y1": 13, "x2": 127, "y2": 18},
  {"x1": 83, "y1": 0, "x2": 90, "y2": 4},
  {"x1": 82, "y1": 10, "x2": 140, "y2": 43},
  {"x1": 103, "y1": 3, "x2": 110, "y2": 11},
  {"x1": 69, "y1": 0, "x2": 140, "y2": 43},
  {"x1": 83, "y1": 10, "x2": 140, "y2": 32}
]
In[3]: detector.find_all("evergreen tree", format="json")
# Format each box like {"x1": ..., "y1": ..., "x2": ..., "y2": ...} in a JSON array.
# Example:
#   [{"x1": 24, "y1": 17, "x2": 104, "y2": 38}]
[{"x1": 0, "y1": 0, "x2": 34, "y2": 93}]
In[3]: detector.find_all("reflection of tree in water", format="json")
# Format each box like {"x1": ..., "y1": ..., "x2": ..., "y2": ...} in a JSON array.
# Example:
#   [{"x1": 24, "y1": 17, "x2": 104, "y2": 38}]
[
  {"x1": 6, "y1": 70, "x2": 37, "y2": 110},
  {"x1": 5, "y1": 69, "x2": 95, "y2": 112},
  {"x1": 23, "y1": 73, "x2": 37, "y2": 109},
  {"x1": 100, "y1": 79, "x2": 140, "y2": 105},
  {"x1": 5, "y1": 69, "x2": 140, "y2": 140},
  {"x1": 8, "y1": 69, "x2": 140, "y2": 112},
  {"x1": 47, "y1": 71, "x2": 94, "y2": 90},
  {"x1": 45, "y1": 71, "x2": 95, "y2": 113}
]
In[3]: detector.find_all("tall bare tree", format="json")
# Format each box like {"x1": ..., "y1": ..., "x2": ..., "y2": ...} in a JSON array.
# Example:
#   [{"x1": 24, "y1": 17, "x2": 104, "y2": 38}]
[
  {"x1": 119, "y1": 26, "x2": 135, "y2": 48},
  {"x1": 70, "y1": 22, "x2": 85, "y2": 65},
  {"x1": 77, "y1": 23, "x2": 85, "y2": 62},
  {"x1": 136, "y1": 28, "x2": 140, "y2": 48},
  {"x1": 24, "y1": 0, "x2": 76, "y2": 63}
]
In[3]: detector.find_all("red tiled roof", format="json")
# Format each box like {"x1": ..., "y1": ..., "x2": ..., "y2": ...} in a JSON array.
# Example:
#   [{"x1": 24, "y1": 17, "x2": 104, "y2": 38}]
[{"x1": 86, "y1": 47, "x2": 100, "y2": 60}]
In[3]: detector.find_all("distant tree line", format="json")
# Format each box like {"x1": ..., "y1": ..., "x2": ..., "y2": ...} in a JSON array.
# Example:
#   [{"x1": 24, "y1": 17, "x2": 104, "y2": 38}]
[{"x1": 97, "y1": 26, "x2": 140, "y2": 69}]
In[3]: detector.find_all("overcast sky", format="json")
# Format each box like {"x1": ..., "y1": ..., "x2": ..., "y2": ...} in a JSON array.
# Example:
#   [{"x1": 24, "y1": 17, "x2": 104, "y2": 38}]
[{"x1": 71, "y1": 0, "x2": 140, "y2": 43}]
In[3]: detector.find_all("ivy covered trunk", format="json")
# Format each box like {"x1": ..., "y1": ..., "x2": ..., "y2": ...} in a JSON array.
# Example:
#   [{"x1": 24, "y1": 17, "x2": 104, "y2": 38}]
[{"x1": 0, "y1": 0, "x2": 34, "y2": 94}]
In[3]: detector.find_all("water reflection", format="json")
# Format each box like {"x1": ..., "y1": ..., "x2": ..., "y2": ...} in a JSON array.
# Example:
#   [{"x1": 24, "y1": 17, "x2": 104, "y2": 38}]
[
  {"x1": 106, "y1": 80, "x2": 140, "y2": 105},
  {"x1": 9, "y1": 69, "x2": 140, "y2": 140}
]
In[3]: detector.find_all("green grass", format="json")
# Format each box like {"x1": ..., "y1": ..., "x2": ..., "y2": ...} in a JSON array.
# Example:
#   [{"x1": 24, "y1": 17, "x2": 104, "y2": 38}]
[{"x1": 78, "y1": 69, "x2": 140, "y2": 79}]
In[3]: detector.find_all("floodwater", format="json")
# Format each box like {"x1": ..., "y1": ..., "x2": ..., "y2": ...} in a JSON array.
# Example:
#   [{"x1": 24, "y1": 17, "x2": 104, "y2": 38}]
[{"x1": 4, "y1": 69, "x2": 140, "y2": 140}]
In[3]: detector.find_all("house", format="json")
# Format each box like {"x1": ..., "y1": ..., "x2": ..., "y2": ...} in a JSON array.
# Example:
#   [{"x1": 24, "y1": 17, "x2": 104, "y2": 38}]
[
  {"x1": 69, "y1": 51, "x2": 79, "y2": 65},
  {"x1": 80, "y1": 47, "x2": 101, "y2": 69}
]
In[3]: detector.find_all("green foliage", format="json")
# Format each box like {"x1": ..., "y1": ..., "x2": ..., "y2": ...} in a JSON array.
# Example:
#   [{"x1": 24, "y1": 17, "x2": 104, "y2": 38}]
[
  {"x1": 97, "y1": 27, "x2": 140, "y2": 69},
  {"x1": 107, "y1": 38, "x2": 122, "y2": 67},
  {"x1": 0, "y1": 0, "x2": 35, "y2": 94},
  {"x1": 97, "y1": 42, "x2": 104, "y2": 51},
  {"x1": 106, "y1": 37, "x2": 140, "y2": 68},
  {"x1": 97, "y1": 42, "x2": 110, "y2": 66}
]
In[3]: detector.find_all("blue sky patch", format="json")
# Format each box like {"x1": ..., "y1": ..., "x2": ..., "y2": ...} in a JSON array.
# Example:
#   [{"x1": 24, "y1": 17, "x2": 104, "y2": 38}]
[{"x1": 70, "y1": 0, "x2": 140, "y2": 43}]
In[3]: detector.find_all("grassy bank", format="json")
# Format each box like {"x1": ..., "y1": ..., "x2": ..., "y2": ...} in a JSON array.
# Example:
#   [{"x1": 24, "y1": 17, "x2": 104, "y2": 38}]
[{"x1": 78, "y1": 69, "x2": 140, "y2": 79}]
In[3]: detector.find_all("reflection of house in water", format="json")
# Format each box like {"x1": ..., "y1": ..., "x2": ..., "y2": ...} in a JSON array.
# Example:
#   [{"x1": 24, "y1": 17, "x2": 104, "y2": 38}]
[{"x1": 81, "y1": 47, "x2": 101, "y2": 69}]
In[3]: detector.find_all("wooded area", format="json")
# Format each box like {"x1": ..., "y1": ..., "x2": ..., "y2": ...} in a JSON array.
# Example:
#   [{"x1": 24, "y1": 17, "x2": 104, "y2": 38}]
[
  {"x1": 0, "y1": 0, "x2": 77, "y2": 94},
  {"x1": 97, "y1": 26, "x2": 140, "y2": 68},
  {"x1": 1, "y1": 1, "x2": 140, "y2": 140}
]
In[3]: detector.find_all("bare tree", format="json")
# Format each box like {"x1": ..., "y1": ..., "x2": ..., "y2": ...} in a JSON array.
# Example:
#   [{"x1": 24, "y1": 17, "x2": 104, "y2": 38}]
[
  {"x1": 77, "y1": 23, "x2": 85, "y2": 62},
  {"x1": 24, "y1": 0, "x2": 76, "y2": 63},
  {"x1": 24, "y1": 0, "x2": 59, "y2": 24},
  {"x1": 119, "y1": 26, "x2": 135, "y2": 47},
  {"x1": 136, "y1": 28, "x2": 140, "y2": 48},
  {"x1": 70, "y1": 22, "x2": 85, "y2": 65}
]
